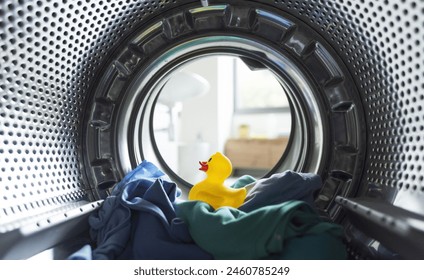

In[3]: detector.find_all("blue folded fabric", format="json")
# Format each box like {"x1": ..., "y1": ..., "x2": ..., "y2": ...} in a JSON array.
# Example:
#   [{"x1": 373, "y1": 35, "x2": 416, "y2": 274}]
[
  {"x1": 88, "y1": 189, "x2": 132, "y2": 259},
  {"x1": 120, "y1": 178, "x2": 212, "y2": 259},
  {"x1": 87, "y1": 160, "x2": 211, "y2": 260},
  {"x1": 239, "y1": 171, "x2": 322, "y2": 212}
]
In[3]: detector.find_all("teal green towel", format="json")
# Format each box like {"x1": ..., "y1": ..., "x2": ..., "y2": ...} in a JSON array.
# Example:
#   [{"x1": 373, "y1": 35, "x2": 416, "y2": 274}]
[
  {"x1": 229, "y1": 174, "x2": 256, "y2": 190},
  {"x1": 176, "y1": 200, "x2": 346, "y2": 260}
]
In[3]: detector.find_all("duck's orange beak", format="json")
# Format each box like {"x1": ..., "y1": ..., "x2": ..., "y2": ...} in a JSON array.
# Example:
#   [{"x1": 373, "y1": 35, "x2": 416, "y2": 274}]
[{"x1": 199, "y1": 161, "x2": 208, "y2": 172}]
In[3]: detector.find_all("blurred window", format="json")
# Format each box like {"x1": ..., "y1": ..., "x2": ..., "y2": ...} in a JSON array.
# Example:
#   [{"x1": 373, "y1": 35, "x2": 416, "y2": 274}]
[{"x1": 234, "y1": 58, "x2": 290, "y2": 113}]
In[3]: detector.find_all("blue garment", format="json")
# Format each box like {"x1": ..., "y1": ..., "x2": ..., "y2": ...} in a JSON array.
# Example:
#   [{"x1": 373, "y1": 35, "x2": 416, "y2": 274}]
[
  {"x1": 239, "y1": 171, "x2": 321, "y2": 212},
  {"x1": 88, "y1": 160, "x2": 211, "y2": 260},
  {"x1": 120, "y1": 178, "x2": 211, "y2": 259},
  {"x1": 88, "y1": 189, "x2": 131, "y2": 259}
]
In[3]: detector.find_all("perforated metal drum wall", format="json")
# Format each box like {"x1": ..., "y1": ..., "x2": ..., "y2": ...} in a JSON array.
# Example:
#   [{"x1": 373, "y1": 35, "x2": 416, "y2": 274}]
[
  {"x1": 0, "y1": 0, "x2": 178, "y2": 232},
  {"x1": 0, "y1": 0, "x2": 423, "y2": 258},
  {"x1": 0, "y1": 0, "x2": 90, "y2": 231},
  {"x1": 272, "y1": 0, "x2": 424, "y2": 209}
]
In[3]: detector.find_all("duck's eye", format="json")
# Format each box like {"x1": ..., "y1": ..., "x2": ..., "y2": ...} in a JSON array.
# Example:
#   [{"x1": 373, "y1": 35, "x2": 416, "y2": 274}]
[{"x1": 208, "y1": 158, "x2": 212, "y2": 162}]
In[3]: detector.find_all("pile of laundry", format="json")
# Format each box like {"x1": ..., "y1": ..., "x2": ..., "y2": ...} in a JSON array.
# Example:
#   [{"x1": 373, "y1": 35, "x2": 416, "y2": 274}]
[{"x1": 68, "y1": 161, "x2": 347, "y2": 260}]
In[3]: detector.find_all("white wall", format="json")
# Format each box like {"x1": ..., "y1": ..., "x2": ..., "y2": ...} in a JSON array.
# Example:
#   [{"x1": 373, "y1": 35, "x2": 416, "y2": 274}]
[
  {"x1": 178, "y1": 56, "x2": 237, "y2": 152},
  {"x1": 216, "y1": 56, "x2": 235, "y2": 152},
  {"x1": 178, "y1": 56, "x2": 220, "y2": 152}
]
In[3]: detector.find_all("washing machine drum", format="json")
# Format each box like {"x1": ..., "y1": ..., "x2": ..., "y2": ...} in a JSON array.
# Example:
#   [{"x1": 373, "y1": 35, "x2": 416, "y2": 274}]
[{"x1": 0, "y1": 0, "x2": 423, "y2": 259}]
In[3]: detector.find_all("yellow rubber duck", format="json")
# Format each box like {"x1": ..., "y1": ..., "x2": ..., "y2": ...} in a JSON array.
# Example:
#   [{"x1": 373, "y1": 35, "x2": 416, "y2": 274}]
[{"x1": 188, "y1": 152, "x2": 247, "y2": 209}]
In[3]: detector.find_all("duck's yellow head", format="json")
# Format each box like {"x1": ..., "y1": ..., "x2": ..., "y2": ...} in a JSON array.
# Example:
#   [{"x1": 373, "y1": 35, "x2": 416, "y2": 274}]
[{"x1": 198, "y1": 152, "x2": 232, "y2": 180}]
